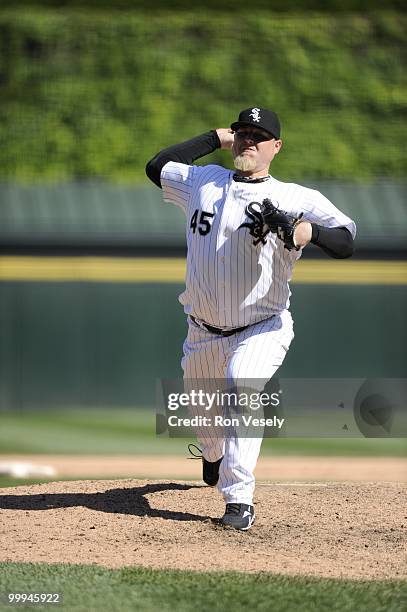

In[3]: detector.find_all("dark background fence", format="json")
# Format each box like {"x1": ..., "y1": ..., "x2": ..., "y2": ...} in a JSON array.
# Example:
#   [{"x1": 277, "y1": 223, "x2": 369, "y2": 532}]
[{"x1": 1, "y1": 280, "x2": 406, "y2": 409}]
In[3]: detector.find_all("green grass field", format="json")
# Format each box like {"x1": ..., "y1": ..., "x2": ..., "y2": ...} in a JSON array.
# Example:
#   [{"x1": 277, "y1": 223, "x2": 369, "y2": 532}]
[
  {"x1": 0, "y1": 563, "x2": 405, "y2": 612},
  {"x1": 0, "y1": 409, "x2": 405, "y2": 456}
]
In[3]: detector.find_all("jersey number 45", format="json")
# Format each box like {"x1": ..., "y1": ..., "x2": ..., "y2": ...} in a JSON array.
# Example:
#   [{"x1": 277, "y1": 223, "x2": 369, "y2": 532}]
[{"x1": 190, "y1": 210, "x2": 215, "y2": 236}]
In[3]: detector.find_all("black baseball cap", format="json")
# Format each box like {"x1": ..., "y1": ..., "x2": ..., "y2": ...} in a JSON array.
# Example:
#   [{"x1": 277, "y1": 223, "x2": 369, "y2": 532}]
[{"x1": 230, "y1": 107, "x2": 281, "y2": 139}]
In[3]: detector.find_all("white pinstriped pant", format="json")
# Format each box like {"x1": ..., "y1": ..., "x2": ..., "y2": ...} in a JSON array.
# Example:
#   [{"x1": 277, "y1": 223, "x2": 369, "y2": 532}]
[{"x1": 181, "y1": 310, "x2": 294, "y2": 505}]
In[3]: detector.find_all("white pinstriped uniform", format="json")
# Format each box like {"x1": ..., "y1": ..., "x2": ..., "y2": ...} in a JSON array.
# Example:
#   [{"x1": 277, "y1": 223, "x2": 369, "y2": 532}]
[{"x1": 161, "y1": 161, "x2": 356, "y2": 505}]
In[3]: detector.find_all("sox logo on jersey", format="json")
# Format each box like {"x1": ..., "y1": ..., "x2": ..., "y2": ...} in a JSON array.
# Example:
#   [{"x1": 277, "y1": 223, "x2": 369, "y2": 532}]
[{"x1": 238, "y1": 201, "x2": 270, "y2": 245}]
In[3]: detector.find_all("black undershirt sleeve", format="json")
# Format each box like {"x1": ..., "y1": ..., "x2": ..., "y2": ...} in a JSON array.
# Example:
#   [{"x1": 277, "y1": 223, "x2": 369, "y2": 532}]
[
  {"x1": 145, "y1": 130, "x2": 221, "y2": 187},
  {"x1": 310, "y1": 224, "x2": 354, "y2": 259}
]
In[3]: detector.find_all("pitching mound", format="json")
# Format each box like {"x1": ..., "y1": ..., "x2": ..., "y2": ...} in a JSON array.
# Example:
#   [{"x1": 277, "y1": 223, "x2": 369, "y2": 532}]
[{"x1": 0, "y1": 479, "x2": 405, "y2": 579}]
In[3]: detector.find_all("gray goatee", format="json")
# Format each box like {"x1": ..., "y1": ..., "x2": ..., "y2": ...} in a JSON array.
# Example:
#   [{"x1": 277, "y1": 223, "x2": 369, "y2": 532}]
[{"x1": 233, "y1": 154, "x2": 257, "y2": 172}]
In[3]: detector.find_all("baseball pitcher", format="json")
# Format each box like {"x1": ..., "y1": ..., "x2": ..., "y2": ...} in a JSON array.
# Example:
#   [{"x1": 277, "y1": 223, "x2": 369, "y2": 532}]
[{"x1": 146, "y1": 107, "x2": 356, "y2": 530}]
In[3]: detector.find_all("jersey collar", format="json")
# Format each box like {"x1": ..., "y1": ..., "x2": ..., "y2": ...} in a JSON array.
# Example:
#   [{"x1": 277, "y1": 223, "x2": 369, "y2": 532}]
[{"x1": 232, "y1": 173, "x2": 271, "y2": 183}]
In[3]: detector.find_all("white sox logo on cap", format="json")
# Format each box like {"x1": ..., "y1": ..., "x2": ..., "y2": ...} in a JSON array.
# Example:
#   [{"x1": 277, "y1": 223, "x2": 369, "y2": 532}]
[
  {"x1": 249, "y1": 108, "x2": 261, "y2": 122},
  {"x1": 230, "y1": 107, "x2": 281, "y2": 139}
]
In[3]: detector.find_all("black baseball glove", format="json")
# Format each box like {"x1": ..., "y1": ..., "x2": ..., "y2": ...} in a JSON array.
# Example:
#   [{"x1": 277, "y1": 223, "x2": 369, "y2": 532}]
[{"x1": 259, "y1": 198, "x2": 304, "y2": 251}]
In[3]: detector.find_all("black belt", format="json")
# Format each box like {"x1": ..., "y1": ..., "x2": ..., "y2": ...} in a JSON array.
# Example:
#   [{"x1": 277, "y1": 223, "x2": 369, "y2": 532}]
[{"x1": 190, "y1": 315, "x2": 249, "y2": 337}]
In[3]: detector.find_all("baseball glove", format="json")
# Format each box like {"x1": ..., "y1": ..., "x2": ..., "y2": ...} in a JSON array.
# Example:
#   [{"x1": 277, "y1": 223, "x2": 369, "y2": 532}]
[{"x1": 259, "y1": 198, "x2": 304, "y2": 251}]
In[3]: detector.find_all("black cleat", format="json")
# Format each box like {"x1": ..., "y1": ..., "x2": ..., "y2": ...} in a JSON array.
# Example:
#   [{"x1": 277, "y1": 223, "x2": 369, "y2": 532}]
[
  {"x1": 188, "y1": 444, "x2": 223, "y2": 487},
  {"x1": 202, "y1": 456, "x2": 223, "y2": 486},
  {"x1": 220, "y1": 503, "x2": 255, "y2": 530}
]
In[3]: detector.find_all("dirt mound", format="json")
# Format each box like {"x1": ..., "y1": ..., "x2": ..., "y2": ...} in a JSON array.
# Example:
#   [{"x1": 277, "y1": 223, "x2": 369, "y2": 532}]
[{"x1": 0, "y1": 479, "x2": 405, "y2": 579}]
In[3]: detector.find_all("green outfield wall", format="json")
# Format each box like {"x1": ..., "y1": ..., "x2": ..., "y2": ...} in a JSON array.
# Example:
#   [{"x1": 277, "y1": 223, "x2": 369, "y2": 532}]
[
  {"x1": 1, "y1": 181, "x2": 406, "y2": 254},
  {"x1": 0, "y1": 281, "x2": 405, "y2": 410}
]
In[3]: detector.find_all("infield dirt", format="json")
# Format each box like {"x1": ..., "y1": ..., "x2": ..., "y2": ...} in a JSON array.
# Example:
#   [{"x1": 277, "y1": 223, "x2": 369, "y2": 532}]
[{"x1": 0, "y1": 479, "x2": 405, "y2": 580}]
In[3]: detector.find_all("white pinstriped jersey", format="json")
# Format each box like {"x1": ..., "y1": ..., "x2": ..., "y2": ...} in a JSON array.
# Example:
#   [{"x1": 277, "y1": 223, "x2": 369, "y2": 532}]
[{"x1": 161, "y1": 161, "x2": 356, "y2": 329}]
